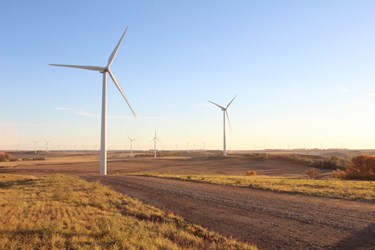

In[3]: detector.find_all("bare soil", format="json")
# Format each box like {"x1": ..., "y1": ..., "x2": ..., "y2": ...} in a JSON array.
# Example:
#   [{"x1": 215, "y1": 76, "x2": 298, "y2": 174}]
[
  {"x1": 2, "y1": 151, "x2": 332, "y2": 177},
  {"x1": 85, "y1": 175, "x2": 375, "y2": 250}
]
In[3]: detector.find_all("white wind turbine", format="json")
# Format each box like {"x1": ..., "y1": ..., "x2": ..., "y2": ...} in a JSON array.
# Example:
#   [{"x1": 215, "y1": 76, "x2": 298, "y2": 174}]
[
  {"x1": 208, "y1": 96, "x2": 236, "y2": 157},
  {"x1": 50, "y1": 27, "x2": 136, "y2": 176},
  {"x1": 128, "y1": 136, "x2": 136, "y2": 157},
  {"x1": 32, "y1": 140, "x2": 39, "y2": 154},
  {"x1": 44, "y1": 140, "x2": 50, "y2": 152},
  {"x1": 151, "y1": 131, "x2": 160, "y2": 159}
]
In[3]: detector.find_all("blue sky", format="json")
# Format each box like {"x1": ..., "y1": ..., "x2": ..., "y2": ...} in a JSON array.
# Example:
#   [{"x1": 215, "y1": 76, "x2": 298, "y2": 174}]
[{"x1": 1, "y1": 0, "x2": 375, "y2": 150}]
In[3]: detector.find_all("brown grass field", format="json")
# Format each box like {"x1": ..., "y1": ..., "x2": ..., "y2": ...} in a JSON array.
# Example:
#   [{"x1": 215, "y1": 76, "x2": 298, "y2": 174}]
[
  {"x1": 0, "y1": 150, "x2": 334, "y2": 177},
  {"x1": 1, "y1": 150, "x2": 374, "y2": 249},
  {"x1": 0, "y1": 174, "x2": 254, "y2": 249}
]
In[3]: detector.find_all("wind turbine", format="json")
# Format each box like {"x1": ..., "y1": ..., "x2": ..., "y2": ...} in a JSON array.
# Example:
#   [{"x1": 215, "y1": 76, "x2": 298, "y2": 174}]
[
  {"x1": 151, "y1": 131, "x2": 160, "y2": 159},
  {"x1": 50, "y1": 27, "x2": 136, "y2": 176},
  {"x1": 128, "y1": 136, "x2": 136, "y2": 157},
  {"x1": 44, "y1": 140, "x2": 50, "y2": 152},
  {"x1": 208, "y1": 96, "x2": 236, "y2": 157},
  {"x1": 32, "y1": 140, "x2": 39, "y2": 154}
]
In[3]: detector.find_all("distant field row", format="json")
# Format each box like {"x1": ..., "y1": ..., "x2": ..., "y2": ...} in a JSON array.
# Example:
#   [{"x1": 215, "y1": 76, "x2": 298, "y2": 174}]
[
  {"x1": 140, "y1": 174, "x2": 375, "y2": 202},
  {"x1": 0, "y1": 174, "x2": 255, "y2": 249}
]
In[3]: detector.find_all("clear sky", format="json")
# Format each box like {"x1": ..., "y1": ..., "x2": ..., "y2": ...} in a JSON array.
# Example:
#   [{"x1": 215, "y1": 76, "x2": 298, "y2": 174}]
[{"x1": 1, "y1": 0, "x2": 375, "y2": 151}]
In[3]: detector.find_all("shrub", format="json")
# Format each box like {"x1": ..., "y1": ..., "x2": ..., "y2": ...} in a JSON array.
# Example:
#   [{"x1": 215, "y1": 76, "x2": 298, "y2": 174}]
[
  {"x1": 32, "y1": 157, "x2": 45, "y2": 161},
  {"x1": 21, "y1": 157, "x2": 45, "y2": 161},
  {"x1": 0, "y1": 154, "x2": 12, "y2": 162},
  {"x1": 331, "y1": 170, "x2": 346, "y2": 179},
  {"x1": 304, "y1": 168, "x2": 320, "y2": 179},
  {"x1": 245, "y1": 170, "x2": 257, "y2": 176},
  {"x1": 134, "y1": 153, "x2": 153, "y2": 158},
  {"x1": 310, "y1": 157, "x2": 347, "y2": 170},
  {"x1": 345, "y1": 155, "x2": 375, "y2": 181},
  {"x1": 248, "y1": 153, "x2": 348, "y2": 170}
]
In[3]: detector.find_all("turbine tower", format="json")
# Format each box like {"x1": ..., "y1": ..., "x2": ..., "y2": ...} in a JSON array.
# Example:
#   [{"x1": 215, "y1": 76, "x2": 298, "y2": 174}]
[
  {"x1": 32, "y1": 140, "x2": 39, "y2": 154},
  {"x1": 128, "y1": 136, "x2": 136, "y2": 157},
  {"x1": 44, "y1": 140, "x2": 50, "y2": 152},
  {"x1": 151, "y1": 131, "x2": 160, "y2": 159},
  {"x1": 208, "y1": 96, "x2": 236, "y2": 157},
  {"x1": 50, "y1": 27, "x2": 136, "y2": 176}
]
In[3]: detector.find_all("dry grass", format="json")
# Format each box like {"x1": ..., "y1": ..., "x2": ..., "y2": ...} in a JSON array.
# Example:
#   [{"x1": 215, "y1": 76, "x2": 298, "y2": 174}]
[
  {"x1": 0, "y1": 174, "x2": 255, "y2": 250},
  {"x1": 143, "y1": 174, "x2": 375, "y2": 202}
]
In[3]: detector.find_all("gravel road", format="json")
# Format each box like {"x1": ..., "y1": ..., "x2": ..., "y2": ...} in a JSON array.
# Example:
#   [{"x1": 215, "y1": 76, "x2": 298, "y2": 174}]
[{"x1": 85, "y1": 175, "x2": 375, "y2": 250}]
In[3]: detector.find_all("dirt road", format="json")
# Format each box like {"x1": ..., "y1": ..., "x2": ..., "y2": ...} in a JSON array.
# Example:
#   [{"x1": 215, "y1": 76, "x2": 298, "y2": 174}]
[{"x1": 86, "y1": 175, "x2": 375, "y2": 250}]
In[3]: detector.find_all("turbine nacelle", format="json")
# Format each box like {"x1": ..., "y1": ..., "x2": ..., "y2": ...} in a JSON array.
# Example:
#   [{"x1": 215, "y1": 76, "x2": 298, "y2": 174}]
[
  {"x1": 49, "y1": 27, "x2": 136, "y2": 118},
  {"x1": 208, "y1": 95, "x2": 236, "y2": 131},
  {"x1": 208, "y1": 96, "x2": 237, "y2": 157}
]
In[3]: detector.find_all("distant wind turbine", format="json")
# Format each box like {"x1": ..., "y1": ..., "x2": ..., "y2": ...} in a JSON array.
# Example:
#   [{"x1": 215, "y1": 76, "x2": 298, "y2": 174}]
[
  {"x1": 128, "y1": 136, "x2": 136, "y2": 157},
  {"x1": 44, "y1": 140, "x2": 50, "y2": 152},
  {"x1": 33, "y1": 140, "x2": 39, "y2": 154},
  {"x1": 151, "y1": 131, "x2": 160, "y2": 159},
  {"x1": 209, "y1": 96, "x2": 236, "y2": 157},
  {"x1": 50, "y1": 27, "x2": 136, "y2": 176}
]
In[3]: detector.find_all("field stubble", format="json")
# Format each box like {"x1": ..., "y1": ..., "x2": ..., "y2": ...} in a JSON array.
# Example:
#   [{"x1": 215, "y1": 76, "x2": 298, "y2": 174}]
[
  {"x1": 141, "y1": 174, "x2": 375, "y2": 202},
  {"x1": 0, "y1": 174, "x2": 255, "y2": 250}
]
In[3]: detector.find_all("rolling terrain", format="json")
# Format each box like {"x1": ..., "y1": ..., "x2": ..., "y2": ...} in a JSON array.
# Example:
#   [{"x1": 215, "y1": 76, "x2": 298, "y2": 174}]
[{"x1": 1, "y1": 150, "x2": 374, "y2": 249}]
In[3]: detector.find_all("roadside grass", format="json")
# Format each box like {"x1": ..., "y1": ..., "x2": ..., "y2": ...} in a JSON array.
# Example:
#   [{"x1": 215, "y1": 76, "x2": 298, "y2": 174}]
[
  {"x1": 0, "y1": 174, "x2": 255, "y2": 250},
  {"x1": 141, "y1": 174, "x2": 375, "y2": 202}
]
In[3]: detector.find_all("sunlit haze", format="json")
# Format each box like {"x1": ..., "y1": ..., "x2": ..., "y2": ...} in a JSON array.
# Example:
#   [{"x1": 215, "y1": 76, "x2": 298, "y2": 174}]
[{"x1": 1, "y1": 1, "x2": 375, "y2": 150}]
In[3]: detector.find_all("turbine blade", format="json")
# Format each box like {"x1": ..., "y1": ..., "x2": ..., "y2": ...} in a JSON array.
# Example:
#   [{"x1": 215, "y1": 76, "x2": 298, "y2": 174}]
[
  {"x1": 226, "y1": 110, "x2": 232, "y2": 132},
  {"x1": 226, "y1": 95, "x2": 237, "y2": 109},
  {"x1": 128, "y1": 136, "x2": 132, "y2": 141},
  {"x1": 107, "y1": 27, "x2": 128, "y2": 68},
  {"x1": 208, "y1": 100, "x2": 225, "y2": 110},
  {"x1": 49, "y1": 64, "x2": 105, "y2": 71},
  {"x1": 107, "y1": 70, "x2": 136, "y2": 117}
]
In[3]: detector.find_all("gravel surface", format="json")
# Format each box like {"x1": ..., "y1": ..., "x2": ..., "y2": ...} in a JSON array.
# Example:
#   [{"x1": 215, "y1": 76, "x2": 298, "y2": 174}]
[{"x1": 85, "y1": 175, "x2": 375, "y2": 250}]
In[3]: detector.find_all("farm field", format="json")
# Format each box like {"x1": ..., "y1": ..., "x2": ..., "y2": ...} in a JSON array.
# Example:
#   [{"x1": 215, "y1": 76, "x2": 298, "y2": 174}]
[
  {"x1": 0, "y1": 174, "x2": 254, "y2": 249},
  {"x1": 1, "y1": 150, "x2": 374, "y2": 249},
  {"x1": 0, "y1": 150, "x2": 336, "y2": 177},
  {"x1": 4, "y1": 1, "x2": 375, "y2": 250},
  {"x1": 141, "y1": 174, "x2": 375, "y2": 201}
]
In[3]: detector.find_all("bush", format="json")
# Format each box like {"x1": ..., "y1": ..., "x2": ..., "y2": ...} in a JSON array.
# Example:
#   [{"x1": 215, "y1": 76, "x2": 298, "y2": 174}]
[
  {"x1": 345, "y1": 155, "x2": 375, "y2": 181},
  {"x1": 249, "y1": 153, "x2": 315, "y2": 166},
  {"x1": 22, "y1": 157, "x2": 45, "y2": 161},
  {"x1": 245, "y1": 170, "x2": 257, "y2": 176},
  {"x1": 0, "y1": 154, "x2": 12, "y2": 162},
  {"x1": 32, "y1": 157, "x2": 45, "y2": 161},
  {"x1": 304, "y1": 168, "x2": 320, "y2": 179},
  {"x1": 331, "y1": 170, "x2": 346, "y2": 179},
  {"x1": 248, "y1": 153, "x2": 348, "y2": 170},
  {"x1": 310, "y1": 156, "x2": 347, "y2": 170}
]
